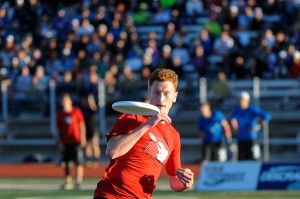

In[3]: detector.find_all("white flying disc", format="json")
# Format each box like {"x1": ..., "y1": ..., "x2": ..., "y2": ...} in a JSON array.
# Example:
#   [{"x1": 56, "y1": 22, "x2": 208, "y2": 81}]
[{"x1": 112, "y1": 101, "x2": 160, "y2": 116}]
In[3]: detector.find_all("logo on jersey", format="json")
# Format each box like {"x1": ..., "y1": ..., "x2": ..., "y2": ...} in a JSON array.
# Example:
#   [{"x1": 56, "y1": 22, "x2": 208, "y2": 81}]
[{"x1": 143, "y1": 133, "x2": 169, "y2": 164}]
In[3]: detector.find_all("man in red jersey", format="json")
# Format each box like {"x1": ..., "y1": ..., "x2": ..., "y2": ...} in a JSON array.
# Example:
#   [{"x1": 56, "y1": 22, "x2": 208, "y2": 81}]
[
  {"x1": 94, "y1": 69, "x2": 194, "y2": 199},
  {"x1": 56, "y1": 93, "x2": 86, "y2": 190}
]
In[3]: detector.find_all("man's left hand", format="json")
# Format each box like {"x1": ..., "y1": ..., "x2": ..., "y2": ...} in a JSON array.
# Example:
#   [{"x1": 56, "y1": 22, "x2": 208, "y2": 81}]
[{"x1": 176, "y1": 168, "x2": 194, "y2": 189}]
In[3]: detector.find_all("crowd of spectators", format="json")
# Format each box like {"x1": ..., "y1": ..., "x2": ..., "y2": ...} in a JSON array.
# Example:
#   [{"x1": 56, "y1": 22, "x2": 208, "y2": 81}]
[{"x1": 0, "y1": 0, "x2": 300, "y2": 115}]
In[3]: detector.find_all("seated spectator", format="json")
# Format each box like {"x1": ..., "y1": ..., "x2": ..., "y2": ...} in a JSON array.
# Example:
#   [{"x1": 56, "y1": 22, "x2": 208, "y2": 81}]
[
  {"x1": 171, "y1": 39, "x2": 190, "y2": 65},
  {"x1": 109, "y1": 19, "x2": 123, "y2": 40},
  {"x1": 199, "y1": 29, "x2": 212, "y2": 56},
  {"x1": 145, "y1": 39, "x2": 160, "y2": 67},
  {"x1": 104, "y1": 69, "x2": 118, "y2": 98},
  {"x1": 116, "y1": 66, "x2": 139, "y2": 100},
  {"x1": 193, "y1": 45, "x2": 207, "y2": 77},
  {"x1": 238, "y1": 6, "x2": 254, "y2": 30},
  {"x1": 32, "y1": 65, "x2": 49, "y2": 94},
  {"x1": 261, "y1": 28, "x2": 276, "y2": 48},
  {"x1": 44, "y1": 52, "x2": 64, "y2": 77},
  {"x1": 213, "y1": 30, "x2": 234, "y2": 56},
  {"x1": 224, "y1": 5, "x2": 239, "y2": 32},
  {"x1": 204, "y1": 12, "x2": 222, "y2": 39},
  {"x1": 0, "y1": 35, "x2": 16, "y2": 69},
  {"x1": 290, "y1": 51, "x2": 300, "y2": 79},
  {"x1": 185, "y1": 0, "x2": 204, "y2": 19},
  {"x1": 56, "y1": 71, "x2": 78, "y2": 97},
  {"x1": 86, "y1": 32, "x2": 102, "y2": 56},
  {"x1": 170, "y1": 55, "x2": 184, "y2": 78},
  {"x1": 75, "y1": 18, "x2": 95, "y2": 36},
  {"x1": 158, "y1": 44, "x2": 173, "y2": 68},
  {"x1": 7, "y1": 57, "x2": 20, "y2": 83},
  {"x1": 52, "y1": 8, "x2": 70, "y2": 42},
  {"x1": 14, "y1": 66, "x2": 33, "y2": 98},
  {"x1": 272, "y1": 31, "x2": 288, "y2": 54},
  {"x1": 250, "y1": 7, "x2": 265, "y2": 31},
  {"x1": 152, "y1": 6, "x2": 171, "y2": 24},
  {"x1": 131, "y1": 3, "x2": 149, "y2": 25}
]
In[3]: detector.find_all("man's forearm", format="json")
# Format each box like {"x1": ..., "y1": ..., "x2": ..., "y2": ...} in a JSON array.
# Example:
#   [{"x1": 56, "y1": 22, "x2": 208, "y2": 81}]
[{"x1": 106, "y1": 123, "x2": 152, "y2": 159}]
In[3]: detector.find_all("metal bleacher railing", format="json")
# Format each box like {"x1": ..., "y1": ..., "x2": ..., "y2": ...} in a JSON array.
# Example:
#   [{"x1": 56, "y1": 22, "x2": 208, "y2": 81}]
[{"x1": 0, "y1": 77, "x2": 300, "y2": 162}]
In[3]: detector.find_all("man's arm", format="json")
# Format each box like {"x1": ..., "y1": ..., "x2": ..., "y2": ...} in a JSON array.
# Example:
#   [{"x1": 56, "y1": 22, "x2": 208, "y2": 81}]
[
  {"x1": 80, "y1": 121, "x2": 86, "y2": 148},
  {"x1": 169, "y1": 168, "x2": 194, "y2": 192},
  {"x1": 221, "y1": 119, "x2": 232, "y2": 140},
  {"x1": 230, "y1": 118, "x2": 239, "y2": 132},
  {"x1": 106, "y1": 113, "x2": 172, "y2": 159}
]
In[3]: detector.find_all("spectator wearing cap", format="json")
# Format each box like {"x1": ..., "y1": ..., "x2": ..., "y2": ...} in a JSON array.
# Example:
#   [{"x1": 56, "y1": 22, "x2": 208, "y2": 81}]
[
  {"x1": 230, "y1": 91, "x2": 271, "y2": 161},
  {"x1": 158, "y1": 44, "x2": 173, "y2": 68}
]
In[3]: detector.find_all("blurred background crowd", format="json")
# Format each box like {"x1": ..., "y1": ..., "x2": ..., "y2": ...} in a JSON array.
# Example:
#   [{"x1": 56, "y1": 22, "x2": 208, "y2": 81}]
[{"x1": 0, "y1": 0, "x2": 300, "y2": 112}]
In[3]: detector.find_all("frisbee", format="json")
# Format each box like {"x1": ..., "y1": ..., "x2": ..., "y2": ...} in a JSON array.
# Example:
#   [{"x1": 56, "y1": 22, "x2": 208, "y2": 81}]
[{"x1": 112, "y1": 101, "x2": 160, "y2": 116}]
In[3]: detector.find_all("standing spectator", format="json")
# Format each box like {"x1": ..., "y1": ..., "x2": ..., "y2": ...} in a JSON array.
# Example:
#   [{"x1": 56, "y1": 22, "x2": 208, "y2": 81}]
[
  {"x1": 197, "y1": 102, "x2": 232, "y2": 162},
  {"x1": 81, "y1": 93, "x2": 101, "y2": 167},
  {"x1": 211, "y1": 71, "x2": 231, "y2": 106},
  {"x1": 56, "y1": 93, "x2": 86, "y2": 190},
  {"x1": 230, "y1": 91, "x2": 271, "y2": 161}
]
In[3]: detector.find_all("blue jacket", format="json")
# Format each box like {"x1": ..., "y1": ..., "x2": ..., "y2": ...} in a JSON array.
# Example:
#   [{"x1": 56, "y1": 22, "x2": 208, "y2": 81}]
[
  {"x1": 197, "y1": 110, "x2": 226, "y2": 143},
  {"x1": 231, "y1": 105, "x2": 271, "y2": 141}
]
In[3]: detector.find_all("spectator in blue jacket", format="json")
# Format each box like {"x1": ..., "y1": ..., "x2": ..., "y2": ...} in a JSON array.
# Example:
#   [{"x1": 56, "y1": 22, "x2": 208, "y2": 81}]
[
  {"x1": 230, "y1": 91, "x2": 271, "y2": 161},
  {"x1": 197, "y1": 102, "x2": 232, "y2": 162}
]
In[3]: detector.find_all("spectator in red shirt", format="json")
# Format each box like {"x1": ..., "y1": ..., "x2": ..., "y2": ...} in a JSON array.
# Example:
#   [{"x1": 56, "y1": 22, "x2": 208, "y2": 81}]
[{"x1": 56, "y1": 93, "x2": 86, "y2": 190}]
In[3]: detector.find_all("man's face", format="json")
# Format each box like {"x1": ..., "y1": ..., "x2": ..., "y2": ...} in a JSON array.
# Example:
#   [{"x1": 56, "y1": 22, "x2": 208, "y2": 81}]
[
  {"x1": 148, "y1": 81, "x2": 177, "y2": 114},
  {"x1": 200, "y1": 104, "x2": 211, "y2": 118},
  {"x1": 240, "y1": 98, "x2": 250, "y2": 109}
]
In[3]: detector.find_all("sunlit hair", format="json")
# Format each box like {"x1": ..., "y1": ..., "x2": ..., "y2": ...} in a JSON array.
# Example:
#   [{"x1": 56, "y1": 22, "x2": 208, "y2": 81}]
[{"x1": 148, "y1": 68, "x2": 178, "y2": 91}]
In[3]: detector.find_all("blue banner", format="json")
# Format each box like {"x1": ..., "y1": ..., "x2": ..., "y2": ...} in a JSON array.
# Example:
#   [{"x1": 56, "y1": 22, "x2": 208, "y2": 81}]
[{"x1": 257, "y1": 163, "x2": 300, "y2": 190}]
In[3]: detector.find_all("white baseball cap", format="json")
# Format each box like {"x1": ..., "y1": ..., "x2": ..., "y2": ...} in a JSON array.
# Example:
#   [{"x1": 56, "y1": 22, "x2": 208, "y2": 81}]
[{"x1": 240, "y1": 91, "x2": 250, "y2": 100}]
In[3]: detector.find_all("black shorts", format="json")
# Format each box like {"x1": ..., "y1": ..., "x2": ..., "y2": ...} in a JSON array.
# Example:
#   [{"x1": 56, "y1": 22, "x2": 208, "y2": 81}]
[
  {"x1": 85, "y1": 118, "x2": 97, "y2": 140},
  {"x1": 237, "y1": 139, "x2": 260, "y2": 161},
  {"x1": 62, "y1": 144, "x2": 84, "y2": 165}
]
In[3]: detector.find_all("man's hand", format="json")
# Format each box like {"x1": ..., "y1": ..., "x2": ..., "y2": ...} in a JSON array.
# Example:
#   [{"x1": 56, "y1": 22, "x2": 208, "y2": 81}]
[{"x1": 176, "y1": 168, "x2": 194, "y2": 190}]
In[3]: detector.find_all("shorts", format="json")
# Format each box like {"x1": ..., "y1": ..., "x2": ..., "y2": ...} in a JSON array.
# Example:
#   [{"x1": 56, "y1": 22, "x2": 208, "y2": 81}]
[
  {"x1": 62, "y1": 144, "x2": 84, "y2": 166},
  {"x1": 237, "y1": 139, "x2": 261, "y2": 161},
  {"x1": 85, "y1": 117, "x2": 97, "y2": 140},
  {"x1": 202, "y1": 141, "x2": 226, "y2": 162}
]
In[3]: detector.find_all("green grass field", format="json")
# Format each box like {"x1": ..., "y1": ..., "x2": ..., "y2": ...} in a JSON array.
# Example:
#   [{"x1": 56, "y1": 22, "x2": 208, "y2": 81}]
[{"x1": 0, "y1": 178, "x2": 300, "y2": 199}]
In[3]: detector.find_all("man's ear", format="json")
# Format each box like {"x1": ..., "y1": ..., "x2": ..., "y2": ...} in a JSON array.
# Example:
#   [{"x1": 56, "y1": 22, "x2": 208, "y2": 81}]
[{"x1": 173, "y1": 91, "x2": 178, "y2": 103}]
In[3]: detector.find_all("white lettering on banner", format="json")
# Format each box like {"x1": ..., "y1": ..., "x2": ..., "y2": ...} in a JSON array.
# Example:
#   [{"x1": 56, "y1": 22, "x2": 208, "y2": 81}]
[
  {"x1": 196, "y1": 162, "x2": 261, "y2": 191},
  {"x1": 260, "y1": 166, "x2": 300, "y2": 182},
  {"x1": 203, "y1": 172, "x2": 245, "y2": 186}
]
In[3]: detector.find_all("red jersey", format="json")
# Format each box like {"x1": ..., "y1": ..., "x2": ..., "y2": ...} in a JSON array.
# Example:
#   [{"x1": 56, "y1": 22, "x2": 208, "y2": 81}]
[
  {"x1": 56, "y1": 107, "x2": 85, "y2": 144},
  {"x1": 94, "y1": 114, "x2": 181, "y2": 199}
]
